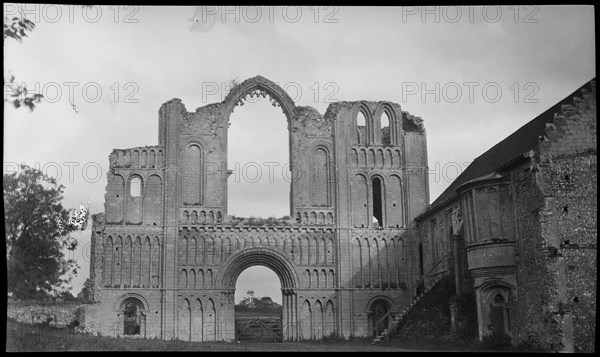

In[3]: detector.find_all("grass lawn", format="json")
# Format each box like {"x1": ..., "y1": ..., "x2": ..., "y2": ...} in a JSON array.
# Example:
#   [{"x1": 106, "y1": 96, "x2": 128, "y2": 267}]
[{"x1": 5, "y1": 318, "x2": 521, "y2": 352}]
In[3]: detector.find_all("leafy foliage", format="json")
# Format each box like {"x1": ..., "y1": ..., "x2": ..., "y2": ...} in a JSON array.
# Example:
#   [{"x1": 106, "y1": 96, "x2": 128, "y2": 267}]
[
  {"x1": 4, "y1": 164, "x2": 79, "y2": 298},
  {"x1": 229, "y1": 215, "x2": 293, "y2": 226},
  {"x1": 4, "y1": 15, "x2": 44, "y2": 110},
  {"x1": 5, "y1": 75, "x2": 44, "y2": 111},
  {"x1": 3, "y1": 16, "x2": 35, "y2": 42},
  {"x1": 235, "y1": 290, "x2": 282, "y2": 313}
]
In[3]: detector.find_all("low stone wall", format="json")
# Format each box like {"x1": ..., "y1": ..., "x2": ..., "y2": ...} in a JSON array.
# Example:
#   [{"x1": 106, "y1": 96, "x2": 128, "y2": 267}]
[{"x1": 7, "y1": 300, "x2": 87, "y2": 328}]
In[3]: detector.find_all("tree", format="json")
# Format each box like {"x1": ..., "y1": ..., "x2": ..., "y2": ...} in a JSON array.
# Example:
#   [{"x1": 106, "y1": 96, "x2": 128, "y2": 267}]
[
  {"x1": 4, "y1": 15, "x2": 44, "y2": 111},
  {"x1": 4, "y1": 164, "x2": 79, "y2": 298},
  {"x1": 236, "y1": 290, "x2": 282, "y2": 313}
]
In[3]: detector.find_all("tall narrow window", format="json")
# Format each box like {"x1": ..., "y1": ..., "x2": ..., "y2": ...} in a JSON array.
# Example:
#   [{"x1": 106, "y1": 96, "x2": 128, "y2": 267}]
[
  {"x1": 357, "y1": 111, "x2": 367, "y2": 145},
  {"x1": 183, "y1": 145, "x2": 202, "y2": 205},
  {"x1": 351, "y1": 174, "x2": 369, "y2": 228},
  {"x1": 381, "y1": 111, "x2": 391, "y2": 146},
  {"x1": 372, "y1": 177, "x2": 383, "y2": 228},
  {"x1": 130, "y1": 177, "x2": 141, "y2": 197},
  {"x1": 311, "y1": 147, "x2": 330, "y2": 206}
]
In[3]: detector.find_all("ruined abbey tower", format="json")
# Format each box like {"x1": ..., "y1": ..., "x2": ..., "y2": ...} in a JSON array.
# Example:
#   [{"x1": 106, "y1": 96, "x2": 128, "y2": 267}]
[{"x1": 86, "y1": 75, "x2": 429, "y2": 341}]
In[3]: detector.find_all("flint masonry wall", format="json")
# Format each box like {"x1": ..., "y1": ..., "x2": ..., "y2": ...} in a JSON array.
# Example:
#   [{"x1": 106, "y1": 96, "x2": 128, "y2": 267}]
[
  {"x1": 411, "y1": 79, "x2": 595, "y2": 351},
  {"x1": 512, "y1": 81, "x2": 596, "y2": 352}
]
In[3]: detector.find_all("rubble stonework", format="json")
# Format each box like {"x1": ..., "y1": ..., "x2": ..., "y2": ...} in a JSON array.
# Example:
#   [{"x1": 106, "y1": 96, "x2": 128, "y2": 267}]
[
  {"x1": 415, "y1": 79, "x2": 596, "y2": 352},
  {"x1": 86, "y1": 76, "x2": 429, "y2": 341}
]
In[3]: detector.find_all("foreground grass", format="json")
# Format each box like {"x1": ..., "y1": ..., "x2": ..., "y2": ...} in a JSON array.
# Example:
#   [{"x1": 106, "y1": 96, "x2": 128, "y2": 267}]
[{"x1": 5, "y1": 318, "x2": 520, "y2": 352}]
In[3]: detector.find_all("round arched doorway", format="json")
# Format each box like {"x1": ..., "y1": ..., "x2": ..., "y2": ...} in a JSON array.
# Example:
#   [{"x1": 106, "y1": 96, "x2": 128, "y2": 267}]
[
  {"x1": 119, "y1": 297, "x2": 146, "y2": 337},
  {"x1": 217, "y1": 247, "x2": 300, "y2": 341},
  {"x1": 367, "y1": 297, "x2": 392, "y2": 338},
  {"x1": 235, "y1": 266, "x2": 282, "y2": 342}
]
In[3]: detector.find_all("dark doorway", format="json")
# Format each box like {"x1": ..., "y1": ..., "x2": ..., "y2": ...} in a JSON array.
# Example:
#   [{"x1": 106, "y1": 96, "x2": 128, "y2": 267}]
[
  {"x1": 122, "y1": 298, "x2": 145, "y2": 336},
  {"x1": 371, "y1": 300, "x2": 390, "y2": 337},
  {"x1": 490, "y1": 294, "x2": 506, "y2": 337}
]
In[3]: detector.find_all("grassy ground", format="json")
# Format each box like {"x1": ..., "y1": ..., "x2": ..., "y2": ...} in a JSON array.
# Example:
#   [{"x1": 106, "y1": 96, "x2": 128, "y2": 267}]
[{"x1": 5, "y1": 318, "x2": 522, "y2": 352}]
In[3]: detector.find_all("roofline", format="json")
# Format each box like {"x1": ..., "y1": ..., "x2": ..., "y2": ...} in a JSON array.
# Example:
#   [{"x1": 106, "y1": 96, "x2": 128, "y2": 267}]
[
  {"x1": 415, "y1": 195, "x2": 460, "y2": 222},
  {"x1": 427, "y1": 78, "x2": 595, "y2": 209}
]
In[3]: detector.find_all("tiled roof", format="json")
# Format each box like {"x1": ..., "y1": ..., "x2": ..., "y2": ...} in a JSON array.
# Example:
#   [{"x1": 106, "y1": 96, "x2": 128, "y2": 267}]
[{"x1": 427, "y1": 78, "x2": 596, "y2": 212}]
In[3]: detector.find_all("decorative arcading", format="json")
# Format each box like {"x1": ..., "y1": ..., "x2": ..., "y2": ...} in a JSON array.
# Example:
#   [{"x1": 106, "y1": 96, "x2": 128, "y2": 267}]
[
  {"x1": 110, "y1": 146, "x2": 166, "y2": 170},
  {"x1": 349, "y1": 146, "x2": 403, "y2": 168},
  {"x1": 180, "y1": 208, "x2": 223, "y2": 224},
  {"x1": 179, "y1": 225, "x2": 335, "y2": 233}
]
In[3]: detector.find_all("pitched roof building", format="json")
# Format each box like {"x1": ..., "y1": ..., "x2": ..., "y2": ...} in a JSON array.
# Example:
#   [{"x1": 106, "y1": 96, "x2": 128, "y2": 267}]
[{"x1": 415, "y1": 78, "x2": 596, "y2": 352}]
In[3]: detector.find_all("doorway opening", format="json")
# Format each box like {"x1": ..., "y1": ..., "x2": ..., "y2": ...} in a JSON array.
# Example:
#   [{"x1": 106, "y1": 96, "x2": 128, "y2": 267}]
[
  {"x1": 370, "y1": 299, "x2": 391, "y2": 337},
  {"x1": 234, "y1": 266, "x2": 283, "y2": 341},
  {"x1": 121, "y1": 297, "x2": 146, "y2": 337}
]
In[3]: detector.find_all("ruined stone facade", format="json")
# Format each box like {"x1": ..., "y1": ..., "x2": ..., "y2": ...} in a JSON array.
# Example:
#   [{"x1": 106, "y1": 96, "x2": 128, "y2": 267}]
[
  {"x1": 86, "y1": 76, "x2": 429, "y2": 341},
  {"x1": 415, "y1": 79, "x2": 596, "y2": 352}
]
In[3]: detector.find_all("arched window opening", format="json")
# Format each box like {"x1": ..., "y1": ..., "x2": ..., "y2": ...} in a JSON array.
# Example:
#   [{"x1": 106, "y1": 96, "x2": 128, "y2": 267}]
[
  {"x1": 372, "y1": 177, "x2": 383, "y2": 228},
  {"x1": 494, "y1": 294, "x2": 505, "y2": 304},
  {"x1": 381, "y1": 111, "x2": 391, "y2": 146},
  {"x1": 228, "y1": 96, "x2": 289, "y2": 218},
  {"x1": 130, "y1": 177, "x2": 141, "y2": 197},
  {"x1": 357, "y1": 111, "x2": 367, "y2": 145},
  {"x1": 122, "y1": 298, "x2": 145, "y2": 336},
  {"x1": 183, "y1": 144, "x2": 202, "y2": 205}
]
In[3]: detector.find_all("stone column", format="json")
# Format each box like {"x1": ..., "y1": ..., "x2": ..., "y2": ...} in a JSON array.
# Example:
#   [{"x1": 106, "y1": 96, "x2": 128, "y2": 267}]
[
  {"x1": 293, "y1": 291, "x2": 298, "y2": 340},
  {"x1": 283, "y1": 291, "x2": 290, "y2": 340}
]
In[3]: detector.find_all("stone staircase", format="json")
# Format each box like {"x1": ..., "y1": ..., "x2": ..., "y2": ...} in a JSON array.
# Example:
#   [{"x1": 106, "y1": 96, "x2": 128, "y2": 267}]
[{"x1": 372, "y1": 276, "x2": 443, "y2": 344}]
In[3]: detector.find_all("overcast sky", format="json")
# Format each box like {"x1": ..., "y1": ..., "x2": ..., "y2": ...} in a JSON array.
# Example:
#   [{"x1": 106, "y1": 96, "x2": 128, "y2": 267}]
[{"x1": 4, "y1": 5, "x2": 595, "y2": 302}]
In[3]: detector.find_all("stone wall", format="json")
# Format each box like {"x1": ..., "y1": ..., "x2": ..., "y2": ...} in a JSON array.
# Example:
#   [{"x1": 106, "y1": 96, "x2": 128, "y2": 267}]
[
  {"x1": 88, "y1": 76, "x2": 429, "y2": 342},
  {"x1": 413, "y1": 78, "x2": 596, "y2": 352},
  {"x1": 512, "y1": 80, "x2": 596, "y2": 352},
  {"x1": 7, "y1": 300, "x2": 85, "y2": 327}
]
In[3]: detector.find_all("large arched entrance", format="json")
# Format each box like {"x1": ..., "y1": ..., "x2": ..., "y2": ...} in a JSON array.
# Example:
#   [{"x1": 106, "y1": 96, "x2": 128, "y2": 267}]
[
  {"x1": 235, "y1": 266, "x2": 283, "y2": 342},
  {"x1": 217, "y1": 247, "x2": 300, "y2": 341}
]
